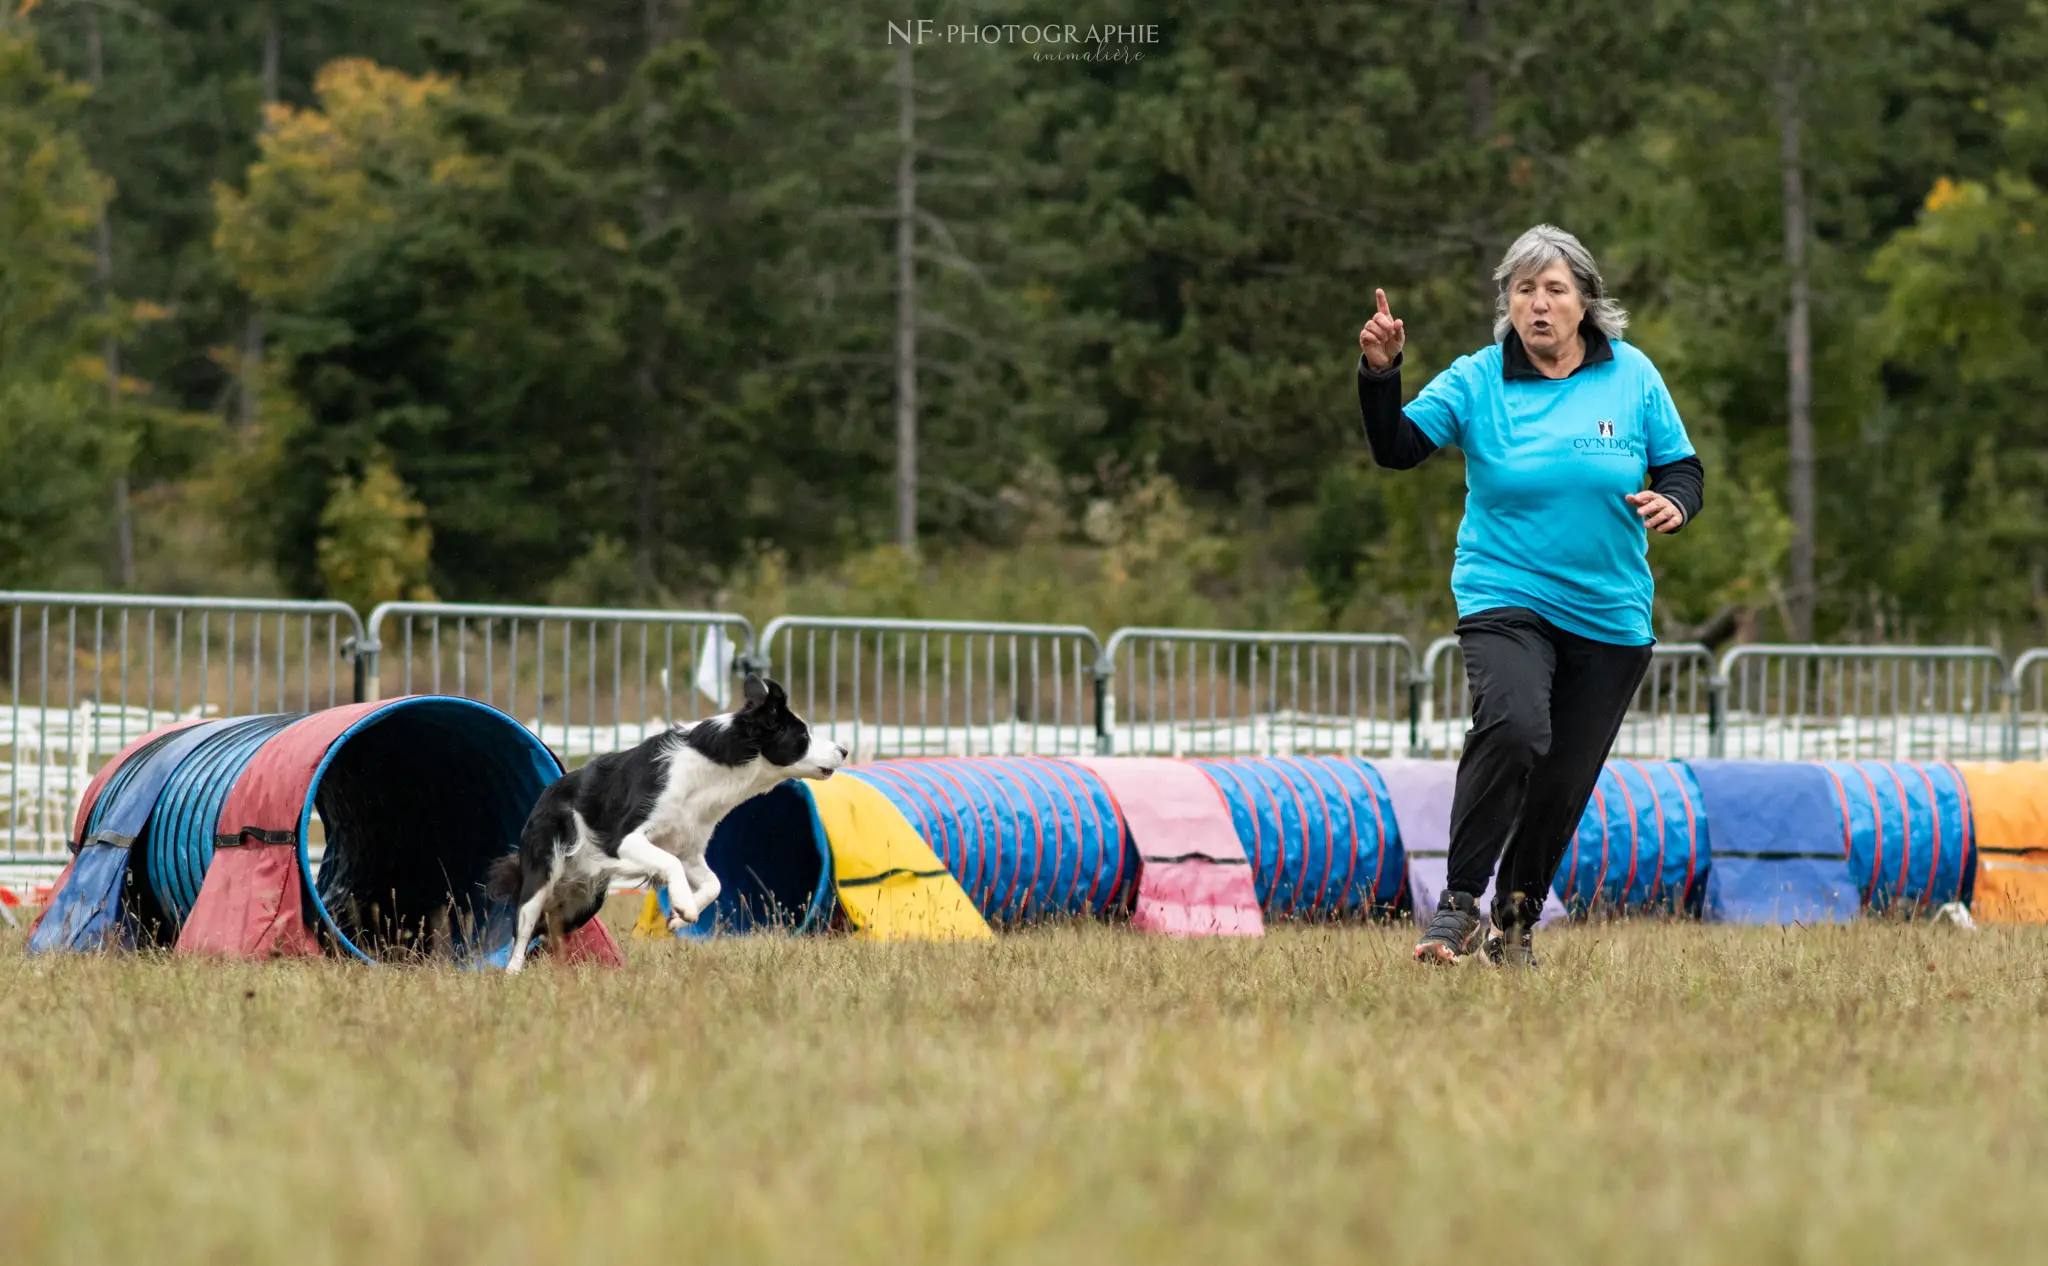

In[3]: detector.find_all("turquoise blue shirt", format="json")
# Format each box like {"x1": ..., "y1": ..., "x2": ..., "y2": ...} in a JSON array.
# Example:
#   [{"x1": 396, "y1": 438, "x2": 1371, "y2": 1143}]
[{"x1": 1404, "y1": 335, "x2": 1695, "y2": 646}]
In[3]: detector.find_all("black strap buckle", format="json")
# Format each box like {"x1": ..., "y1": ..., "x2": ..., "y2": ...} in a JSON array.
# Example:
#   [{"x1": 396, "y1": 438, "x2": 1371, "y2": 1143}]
[{"x1": 213, "y1": 825, "x2": 297, "y2": 848}]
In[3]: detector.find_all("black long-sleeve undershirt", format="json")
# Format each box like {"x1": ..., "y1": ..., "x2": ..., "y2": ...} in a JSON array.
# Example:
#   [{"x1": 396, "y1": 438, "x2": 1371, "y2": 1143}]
[{"x1": 1355, "y1": 353, "x2": 1705, "y2": 528}]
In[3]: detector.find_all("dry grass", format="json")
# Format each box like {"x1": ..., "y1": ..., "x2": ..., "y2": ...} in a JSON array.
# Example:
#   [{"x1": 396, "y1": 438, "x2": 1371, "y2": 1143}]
[{"x1": 3, "y1": 909, "x2": 2045, "y2": 1265}]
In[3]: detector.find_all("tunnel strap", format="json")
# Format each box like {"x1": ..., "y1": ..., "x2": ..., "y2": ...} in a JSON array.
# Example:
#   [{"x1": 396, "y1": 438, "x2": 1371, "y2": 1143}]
[
  {"x1": 213, "y1": 825, "x2": 297, "y2": 848},
  {"x1": 835, "y1": 866, "x2": 953, "y2": 888}
]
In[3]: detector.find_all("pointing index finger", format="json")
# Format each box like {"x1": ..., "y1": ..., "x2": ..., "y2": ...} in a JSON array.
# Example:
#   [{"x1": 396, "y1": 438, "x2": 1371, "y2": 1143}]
[{"x1": 1375, "y1": 288, "x2": 1390, "y2": 318}]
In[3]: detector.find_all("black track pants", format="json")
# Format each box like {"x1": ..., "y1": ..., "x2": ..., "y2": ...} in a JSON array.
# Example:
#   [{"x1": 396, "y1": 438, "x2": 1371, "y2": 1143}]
[{"x1": 1445, "y1": 607, "x2": 1653, "y2": 918}]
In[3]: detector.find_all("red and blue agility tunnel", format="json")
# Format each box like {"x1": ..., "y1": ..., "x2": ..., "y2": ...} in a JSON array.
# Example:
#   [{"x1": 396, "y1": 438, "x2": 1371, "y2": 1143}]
[
  {"x1": 669, "y1": 756, "x2": 1133, "y2": 937},
  {"x1": 1817, "y1": 761, "x2": 1975, "y2": 914},
  {"x1": 1554, "y1": 760, "x2": 1710, "y2": 916},
  {"x1": 1187, "y1": 757, "x2": 1406, "y2": 919},
  {"x1": 29, "y1": 697, "x2": 620, "y2": 965},
  {"x1": 1688, "y1": 760, "x2": 1975, "y2": 922},
  {"x1": 29, "y1": 719, "x2": 223, "y2": 952},
  {"x1": 852, "y1": 757, "x2": 1134, "y2": 924}
]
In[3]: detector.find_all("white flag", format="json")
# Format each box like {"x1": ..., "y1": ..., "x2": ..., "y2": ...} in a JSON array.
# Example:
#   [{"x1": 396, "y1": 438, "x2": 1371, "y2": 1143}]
[{"x1": 694, "y1": 626, "x2": 734, "y2": 711}]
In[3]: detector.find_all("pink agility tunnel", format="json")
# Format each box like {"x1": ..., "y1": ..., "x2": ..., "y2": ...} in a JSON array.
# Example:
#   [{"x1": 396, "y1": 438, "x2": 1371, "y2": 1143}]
[{"x1": 1070, "y1": 757, "x2": 1263, "y2": 936}]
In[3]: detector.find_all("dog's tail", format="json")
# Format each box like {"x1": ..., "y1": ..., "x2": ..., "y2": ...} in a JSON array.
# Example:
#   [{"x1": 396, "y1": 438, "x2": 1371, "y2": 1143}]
[
  {"x1": 485, "y1": 853, "x2": 523, "y2": 904},
  {"x1": 490, "y1": 790, "x2": 573, "y2": 904}
]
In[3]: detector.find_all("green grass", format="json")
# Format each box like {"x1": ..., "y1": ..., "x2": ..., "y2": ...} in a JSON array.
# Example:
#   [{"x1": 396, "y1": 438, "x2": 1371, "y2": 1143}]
[{"x1": 3, "y1": 911, "x2": 2045, "y2": 1265}]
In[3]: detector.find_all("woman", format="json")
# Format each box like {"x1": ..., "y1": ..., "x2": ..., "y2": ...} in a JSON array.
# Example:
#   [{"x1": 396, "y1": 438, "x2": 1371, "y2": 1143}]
[{"x1": 1357, "y1": 224, "x2": 1703, "y2": 968}]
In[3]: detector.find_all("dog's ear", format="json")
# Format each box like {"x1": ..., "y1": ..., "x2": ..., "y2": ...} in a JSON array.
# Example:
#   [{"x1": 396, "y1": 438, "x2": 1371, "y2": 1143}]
[
  {"x1": 762, "y1": 676, "x2": 787, "y2": 706},
  {"x1": 741, "y1": 673, "x2": 769, "y2": 710}
]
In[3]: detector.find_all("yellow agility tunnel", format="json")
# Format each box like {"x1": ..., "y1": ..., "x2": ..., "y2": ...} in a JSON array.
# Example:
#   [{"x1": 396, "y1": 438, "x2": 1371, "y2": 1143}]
[{"x1": 638, "y1": 771, "x2": 993, "y2": 942}]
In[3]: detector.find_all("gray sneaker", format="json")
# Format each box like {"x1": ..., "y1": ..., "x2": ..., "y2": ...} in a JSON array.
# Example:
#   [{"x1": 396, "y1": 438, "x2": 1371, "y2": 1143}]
[
  {"x1": 1483, "y1": 891, "x2": 1541, "y2": 969},
  {"x1": 1414, "y1": 891, "x2": 1486, "y2": 964}
]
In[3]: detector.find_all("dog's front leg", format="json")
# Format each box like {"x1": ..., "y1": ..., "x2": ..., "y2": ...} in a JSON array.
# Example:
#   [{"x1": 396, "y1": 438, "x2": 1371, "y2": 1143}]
[{"x1": 617, "y1": 831, "x2": 700, "y2": 929}]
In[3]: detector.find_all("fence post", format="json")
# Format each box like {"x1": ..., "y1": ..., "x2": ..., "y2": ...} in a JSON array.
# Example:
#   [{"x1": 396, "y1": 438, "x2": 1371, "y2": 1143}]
[
  {"x1": 351, "y1": 633, "x2": 380, "y2": 705},
  {"x1": 1093, "y1": 647, "x2": 1114, "y2": 756},
  {"x1": 1406, "y1": 667, "x2": 1423, "y2": 757},
  {"x1": 737, "y1": 643, "x2": 771, "y2": 680},
  {"x1": 2004, "y1": 664, "x2": 2020, "y2": 762},
  {"x1": 1706, "y1": 668, "x2": 1726, "y2": 759}
]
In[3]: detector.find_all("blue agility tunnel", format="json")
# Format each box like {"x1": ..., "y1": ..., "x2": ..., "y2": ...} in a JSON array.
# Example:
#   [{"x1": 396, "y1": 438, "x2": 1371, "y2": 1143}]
[
  {"x1": 145, "y1": 715, "x2": 300, "y2": 930},
  {"x1": 1817, "y1": 761, "x2": 1975, "y2": 914},
  {"x1": 670, "y1": 784, "x2": 836, "y2": 938},
  {"x1": 28, "y1": 720, "x2": 230, "y2": 952},
  {"x1": 1554, "y1": 760, "x2": 1710, "y2": 916},
  {"x1": 850, "y1": 757, "x2": 1133, "y2": 924},
  {"x1": 1187, "y1": 757, "x2": 1406, "y2": 918},
  {"x1": 1688, "y1": 760, "x2": 1860, "y2": 923}
]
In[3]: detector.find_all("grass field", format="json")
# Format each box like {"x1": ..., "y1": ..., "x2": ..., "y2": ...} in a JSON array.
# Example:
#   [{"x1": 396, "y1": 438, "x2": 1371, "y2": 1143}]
[{"x1": 3, "y1": 910, "x2": 2045, "y2": 1265}]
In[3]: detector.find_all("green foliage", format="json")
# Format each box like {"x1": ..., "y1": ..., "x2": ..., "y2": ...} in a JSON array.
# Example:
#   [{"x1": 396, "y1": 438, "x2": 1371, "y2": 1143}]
[
  {"x1": 9, "y1": 0, "x2": 2048, "y2": 643},
  {"x1": 0, "y1": 29, "x2": 110, "y2": 587},
  {"x1": 314, "y1": 452, "x2": 437, "y2": 614}
]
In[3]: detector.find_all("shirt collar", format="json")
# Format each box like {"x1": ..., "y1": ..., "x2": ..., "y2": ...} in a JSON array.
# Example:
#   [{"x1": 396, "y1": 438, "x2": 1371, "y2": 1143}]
[{"x1": 1501, "y1": 318, "x2": 1614, "y2": 381}]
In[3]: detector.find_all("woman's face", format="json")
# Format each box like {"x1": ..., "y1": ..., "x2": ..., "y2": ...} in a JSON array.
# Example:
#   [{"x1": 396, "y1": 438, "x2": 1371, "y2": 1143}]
[{"x1": 1508, "y1": 257, "x2": 1586, "y2": 357}]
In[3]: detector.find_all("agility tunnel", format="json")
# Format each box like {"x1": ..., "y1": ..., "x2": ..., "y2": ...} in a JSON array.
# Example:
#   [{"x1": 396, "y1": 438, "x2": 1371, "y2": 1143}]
[
  {"x1": 1375, "y1": 758, "x2": 1567, "y2": 926},
  {"x1": 1688, "y1": 760, "x2": 1974, "y2": 922},
  {"x1": 1950, "y1": 762, "x2": 2046, "y2": 922},
  {"x1": 29, "y1": 697, "x2": 622, "y2": 965},
  {"x1": 657, "y1": 755, "x2": 1449, "y2": 939},
  {"x1": 1554, "y1": 761, "x2": 1711, "y2": 916},
  {"x1": 655, "y1": 771, "x2": 997, "y2": 941},
  {"x1": 1819, "y1": 761, "x2": 1975, "y2": 914},
  {"x1": 1186, "y1": 757, "x2": 1404, "y2": 920}
]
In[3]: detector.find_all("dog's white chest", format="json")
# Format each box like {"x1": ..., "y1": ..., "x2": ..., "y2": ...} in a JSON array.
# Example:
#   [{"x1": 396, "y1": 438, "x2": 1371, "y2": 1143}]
[{"x1": 637, "y1": 747, "x2": 770, "y2": 858}]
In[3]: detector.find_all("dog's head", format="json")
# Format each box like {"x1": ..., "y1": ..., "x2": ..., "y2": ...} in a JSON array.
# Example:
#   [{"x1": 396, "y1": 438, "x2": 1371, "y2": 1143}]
[{"x1": 717, "y1": 674, "x2": 845, "y2": 780}]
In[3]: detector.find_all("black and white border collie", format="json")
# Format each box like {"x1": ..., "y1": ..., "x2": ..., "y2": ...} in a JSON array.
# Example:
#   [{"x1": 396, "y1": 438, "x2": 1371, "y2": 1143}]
[{"x1": 487, "y1": 674, "x2": 845, "y2": 972}]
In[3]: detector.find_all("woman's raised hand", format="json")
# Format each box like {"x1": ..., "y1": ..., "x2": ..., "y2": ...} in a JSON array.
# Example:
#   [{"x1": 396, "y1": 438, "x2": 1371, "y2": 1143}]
[{"x1": 1359, "y1": 288, "x2": 1405, "y2": 372}]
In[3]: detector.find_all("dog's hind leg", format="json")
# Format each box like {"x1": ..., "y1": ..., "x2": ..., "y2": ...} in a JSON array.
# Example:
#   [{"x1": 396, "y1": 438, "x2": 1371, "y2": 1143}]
[
  {"x1": 616, "y1": 831, "x2": 701, "y2": 930},
  {"x1": 682, "y1": 854, "x2": 721, "y2": 919}
]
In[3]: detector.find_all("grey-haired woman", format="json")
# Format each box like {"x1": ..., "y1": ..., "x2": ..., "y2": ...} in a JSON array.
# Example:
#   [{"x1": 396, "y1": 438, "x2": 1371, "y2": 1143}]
[{"x1": 1356, "y1": 224, "x2": 1704, "y2": 967}]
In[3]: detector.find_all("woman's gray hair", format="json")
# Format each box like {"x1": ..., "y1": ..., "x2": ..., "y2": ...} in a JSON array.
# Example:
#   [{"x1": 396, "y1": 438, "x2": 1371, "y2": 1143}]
[{"x1": 1492, "y1": 224, "x2": 1629, "y2": 343}]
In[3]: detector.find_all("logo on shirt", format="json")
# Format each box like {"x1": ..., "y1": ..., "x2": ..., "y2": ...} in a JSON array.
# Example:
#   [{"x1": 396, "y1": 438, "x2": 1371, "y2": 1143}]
[{"x1": 1573, "y1": 418, "x2": 1638, "y2": 456}]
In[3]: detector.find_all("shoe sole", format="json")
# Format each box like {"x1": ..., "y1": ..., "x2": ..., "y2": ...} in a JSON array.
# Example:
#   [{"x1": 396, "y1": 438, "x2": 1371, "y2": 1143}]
[{"x1": 1413, "y1": 934, "x2": 1483, "y2": 965}]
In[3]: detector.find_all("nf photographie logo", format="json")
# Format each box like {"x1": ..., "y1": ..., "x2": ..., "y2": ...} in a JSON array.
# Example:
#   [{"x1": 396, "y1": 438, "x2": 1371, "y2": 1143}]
[{"x1": 886, "y1": 19, "x2": 1162, "y2": 62}]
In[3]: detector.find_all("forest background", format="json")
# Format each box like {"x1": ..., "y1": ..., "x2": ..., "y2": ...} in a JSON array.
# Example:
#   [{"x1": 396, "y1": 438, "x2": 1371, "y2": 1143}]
[{"x1": 4, "y1": 0, "x2": 2046, "y2": 649}]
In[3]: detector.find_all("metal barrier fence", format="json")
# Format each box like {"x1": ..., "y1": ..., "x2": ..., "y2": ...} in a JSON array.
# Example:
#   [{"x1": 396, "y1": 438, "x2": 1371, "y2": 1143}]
[
  {"x1": 1711, "y1": 644, "x2": 2011, "y2": 761},
  {"x1": 755, "y1": 616, "x2": 1102, "y2": 760},
  {"x1": 2014, "y1": 648, "x2": 2048, "y2": 761},
  {"x1": 361, "y1": 602, "x2": 754, "y2": 762},
  {"x1": 3, "y1": 591, "x2": 364, "y2": 858},
  {"x1": 14, "y1": 583, "x2": 2048, "y2": 859},
  {"x1": 1414, "y1": 637, "x2": 1716, "y2": 760},
  {"x1": 1095, "y1": 627, "x2": 1415, "y2": 757}
]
